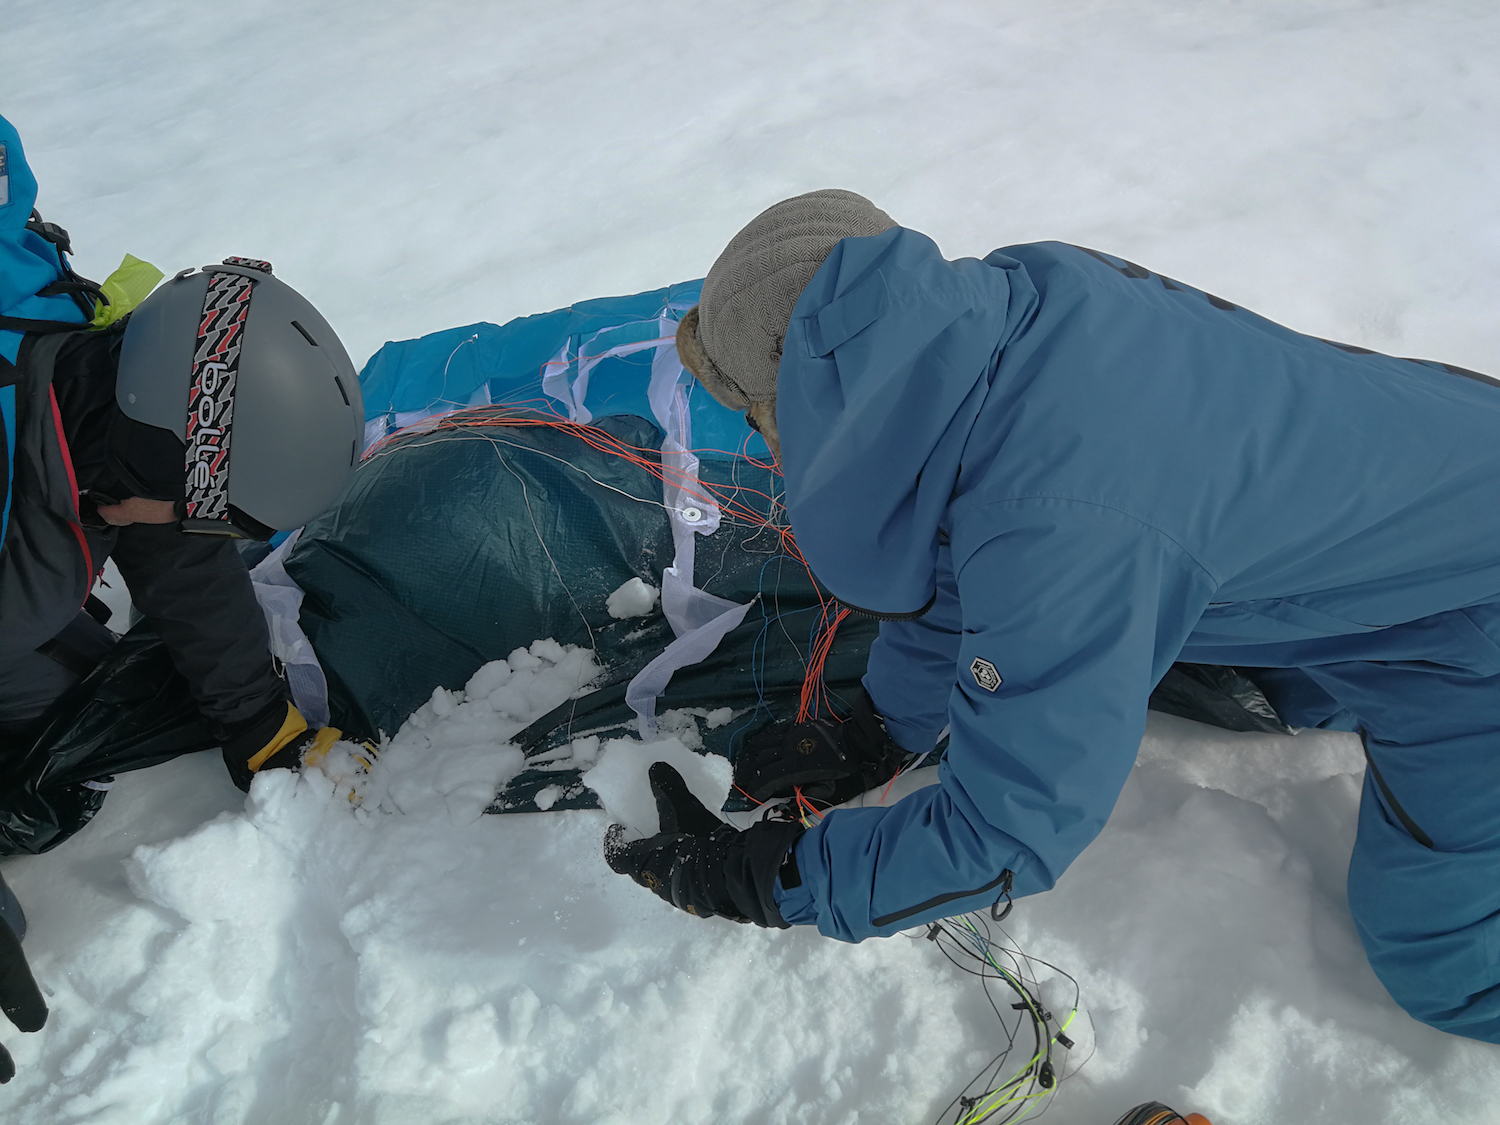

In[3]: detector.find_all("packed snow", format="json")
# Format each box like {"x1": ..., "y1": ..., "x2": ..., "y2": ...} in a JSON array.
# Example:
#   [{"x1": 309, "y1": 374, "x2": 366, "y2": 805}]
[
  {"x1": 6, "y1": 0, "x2": 1500, "y2": 1122},
  {"x1": 9, "y1": 652, "x2": 1500, "y2": 1124}
]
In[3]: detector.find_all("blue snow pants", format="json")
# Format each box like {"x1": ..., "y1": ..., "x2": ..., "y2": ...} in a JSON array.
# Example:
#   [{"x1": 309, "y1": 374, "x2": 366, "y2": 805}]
[
  {"x1": 865, "y1": 552, "x2": 1500, "y2": 1042},
  {"x1": 1298, "y1": 617, "x2": 1500, "y2": 1041}
]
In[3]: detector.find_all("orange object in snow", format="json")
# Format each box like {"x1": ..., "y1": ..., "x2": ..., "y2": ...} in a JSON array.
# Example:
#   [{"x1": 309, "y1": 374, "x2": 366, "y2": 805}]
[{"x1": 1112, "y1": 1104, "x2": 1213, "y2": 1125}]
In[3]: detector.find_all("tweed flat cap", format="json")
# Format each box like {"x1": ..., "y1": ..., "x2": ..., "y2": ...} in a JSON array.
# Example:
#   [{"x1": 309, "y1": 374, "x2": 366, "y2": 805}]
[{"x1": 677, "y1": 189, "x2": 895, "y2": 407}]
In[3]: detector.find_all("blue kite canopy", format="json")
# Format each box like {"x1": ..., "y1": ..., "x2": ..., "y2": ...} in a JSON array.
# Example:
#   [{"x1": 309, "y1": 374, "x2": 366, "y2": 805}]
[
  {"x1": 357, "y1": 279, "x2": 772, "y2": 461},
  {"x1": 302, "y1": 280, "x2": 851, "y2": 766}
]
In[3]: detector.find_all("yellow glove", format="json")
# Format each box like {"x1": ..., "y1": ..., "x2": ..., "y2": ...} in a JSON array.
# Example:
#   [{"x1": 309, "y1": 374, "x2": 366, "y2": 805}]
[{"x1": 224, "y1": 703, "x2": 373, "y2": 791}]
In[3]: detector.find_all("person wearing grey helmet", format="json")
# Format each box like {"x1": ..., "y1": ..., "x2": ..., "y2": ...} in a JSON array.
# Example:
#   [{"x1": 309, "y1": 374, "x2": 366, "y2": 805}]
[
  {"x1": 1, "y1": 115, "x2": 365, "y2": 803},
  {"x1": 1, "y1": 116, "x2": 368, "y2": 1082},
  {"x1": 114, "y1": 259, "x2": 366, "y2": 539}
]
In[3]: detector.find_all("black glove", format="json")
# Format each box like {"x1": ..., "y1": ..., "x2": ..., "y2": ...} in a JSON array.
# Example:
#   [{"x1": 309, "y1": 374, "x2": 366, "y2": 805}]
[
  {"x1": 732, "y1": 686, "x2": 912, "y2": 806},
  {"x1": 605, "y1": 762, "x2": 805, "y2": 926},
  {"x1": 0, "y1": 905, "x2": 47, "y2": 1084},
  {"x1": 221, "y1": 701, "x2": 358, "y2": 792}
]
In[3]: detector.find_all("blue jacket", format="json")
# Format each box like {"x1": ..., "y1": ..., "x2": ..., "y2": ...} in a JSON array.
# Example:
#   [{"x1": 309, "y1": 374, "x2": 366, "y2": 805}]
[
  {"x1": 1, "y1": 115, "x2": 95, "y2": 659},
  {"x1": 772, "y1": 228, "x2": 1500, "y2": 943},
  {"x1": 0, "y1": 115, "x2": 88, "y2": 356}
]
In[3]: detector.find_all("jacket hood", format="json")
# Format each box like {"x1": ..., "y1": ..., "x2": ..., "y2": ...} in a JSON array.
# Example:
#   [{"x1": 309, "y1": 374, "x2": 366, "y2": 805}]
[
  {"x1": 1, "y1": 115, "x2": 87, "y2": 346},
  {"x1": 777, "y1": 227, "x2": 1037, "y2": 615}
]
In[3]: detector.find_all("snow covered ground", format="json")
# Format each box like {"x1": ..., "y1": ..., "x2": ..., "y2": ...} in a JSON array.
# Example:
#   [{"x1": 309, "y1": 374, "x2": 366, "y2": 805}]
[{"x1": 6, "y1": 0, "x2": 1500, "y2": 1121}]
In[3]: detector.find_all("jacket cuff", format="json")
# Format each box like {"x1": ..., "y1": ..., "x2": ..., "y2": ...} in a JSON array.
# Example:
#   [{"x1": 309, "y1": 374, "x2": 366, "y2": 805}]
[
  {"x1": 772, "y1": 841, "x2": 818, "y2": 926},
  {"x1": 724, "y1": 820, "x2": 805, "y2": 928}
]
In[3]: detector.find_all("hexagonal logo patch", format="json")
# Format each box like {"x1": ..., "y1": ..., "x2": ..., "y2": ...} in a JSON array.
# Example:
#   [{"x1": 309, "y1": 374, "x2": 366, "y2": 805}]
[{"x1": 970, "y1": 657, "x2": 1002, "y2": 692}]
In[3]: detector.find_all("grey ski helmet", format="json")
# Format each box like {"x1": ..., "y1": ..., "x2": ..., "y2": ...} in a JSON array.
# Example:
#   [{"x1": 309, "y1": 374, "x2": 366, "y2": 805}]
[{"x1": 116, "y1": 257, "x2": 364, "y2": 538}]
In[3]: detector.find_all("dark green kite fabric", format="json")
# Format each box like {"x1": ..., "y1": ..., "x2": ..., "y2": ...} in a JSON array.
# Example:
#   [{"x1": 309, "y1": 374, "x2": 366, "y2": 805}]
[
  {"x1": 283, "y1": 412, "x2": 1288, "y2": 815},
  {"x1": 285, "y1": 413, "x2": 880, "y2": 763}
]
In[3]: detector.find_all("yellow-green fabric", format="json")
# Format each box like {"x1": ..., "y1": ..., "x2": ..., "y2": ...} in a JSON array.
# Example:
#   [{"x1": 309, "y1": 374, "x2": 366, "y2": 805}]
[{"x1": 91, "y1": 254, "x2": 163, "y2": 327}]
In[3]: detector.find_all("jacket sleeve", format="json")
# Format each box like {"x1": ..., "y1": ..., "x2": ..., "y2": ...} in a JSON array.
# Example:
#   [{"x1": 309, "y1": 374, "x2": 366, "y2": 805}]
[
  {"x1": 776, "y1": 499, "x2": 1214, "y2": 941},
  {"x1": 862, "y1": 539, "x2": 963, "y2": 753},
  {"x1": 109, "y1": 523, "x2": 286, "y2": 734}
]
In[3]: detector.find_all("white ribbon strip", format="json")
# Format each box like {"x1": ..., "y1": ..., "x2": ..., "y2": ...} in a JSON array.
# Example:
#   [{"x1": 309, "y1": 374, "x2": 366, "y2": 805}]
[
  {"x1": 249, "y1": 529, "x2": 331, "y2": 729},
  {"x1": 625, "y1": 317, "x2": 749, "y2": 738}
]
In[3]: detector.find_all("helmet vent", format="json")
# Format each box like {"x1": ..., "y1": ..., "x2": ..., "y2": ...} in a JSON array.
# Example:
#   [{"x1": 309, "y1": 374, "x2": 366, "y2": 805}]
[
  {"x1": 333, "y1": 375, "x2": 351, "y2": 406},
  {"x1": 291, "y1": 320, "x2": 318, "y2": 347}
]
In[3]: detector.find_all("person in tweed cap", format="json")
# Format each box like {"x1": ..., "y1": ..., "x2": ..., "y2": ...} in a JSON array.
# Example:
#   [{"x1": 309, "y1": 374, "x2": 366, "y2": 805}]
[{"x1": 617, "y1": 187, "x2": 1500, "y2": 1046}]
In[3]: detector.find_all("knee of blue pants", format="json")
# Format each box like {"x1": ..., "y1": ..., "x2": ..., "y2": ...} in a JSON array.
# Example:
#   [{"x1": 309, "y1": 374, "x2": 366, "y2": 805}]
[{"x1": 1348, "y1": 773, "x2": 1500, "y2": 1042}]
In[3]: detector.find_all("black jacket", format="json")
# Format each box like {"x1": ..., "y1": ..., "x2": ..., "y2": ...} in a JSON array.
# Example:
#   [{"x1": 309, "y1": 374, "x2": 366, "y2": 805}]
[{"x1": 0, "y1": 324, "x2": 284, "y2": 736}]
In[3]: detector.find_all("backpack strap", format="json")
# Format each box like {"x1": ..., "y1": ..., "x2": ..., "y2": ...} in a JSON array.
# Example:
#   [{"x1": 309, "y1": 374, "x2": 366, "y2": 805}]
[
  {"x1": 0, "y1": 313, "x2": 92, "y2": 335},
  {"x1": 25, "y1": 209, "x2": 104, "y2": 321},
  {"x1": 23, "y1": 211, "x2": 75, "y2": 256},
  {"x1": 0, "y1": 363, "x2": 15, "y2": 550}
]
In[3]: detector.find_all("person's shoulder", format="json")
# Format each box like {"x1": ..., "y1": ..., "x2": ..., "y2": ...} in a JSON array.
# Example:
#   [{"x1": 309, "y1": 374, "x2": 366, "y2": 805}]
[{"x1": 981, "y1": 240, "x2": 1110, "y2": 276}]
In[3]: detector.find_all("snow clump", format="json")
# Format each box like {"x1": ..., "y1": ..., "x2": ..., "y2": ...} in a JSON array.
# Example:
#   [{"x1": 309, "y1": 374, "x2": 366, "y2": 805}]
[{"x1": 606, "y1": 576, "x2": 660, "y2": 619}]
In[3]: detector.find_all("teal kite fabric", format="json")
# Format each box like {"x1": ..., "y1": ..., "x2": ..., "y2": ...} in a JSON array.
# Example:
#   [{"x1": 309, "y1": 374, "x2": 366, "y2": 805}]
[{"x1": 357, "y1": 278, "x2": 771, "y2": 462}]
